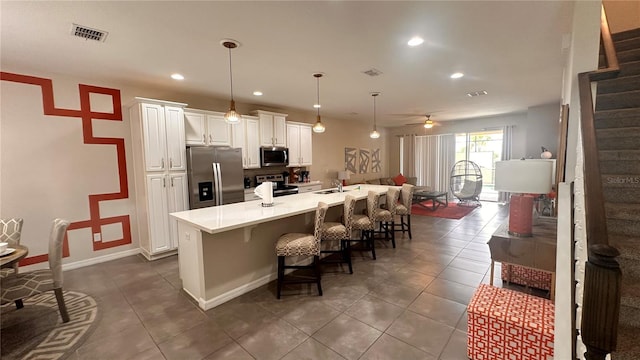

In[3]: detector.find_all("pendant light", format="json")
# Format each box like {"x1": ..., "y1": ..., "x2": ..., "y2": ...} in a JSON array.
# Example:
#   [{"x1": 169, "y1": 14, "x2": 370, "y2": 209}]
[
  {"x1": 222, "y1": 40, "x2": 241, "y2": 124},
  {"x1": 312, "y1": 73, "x2": 326, "y2": 133},
  {"x1": 370, "y1": 92, "x2": 380, "y2": 139}
]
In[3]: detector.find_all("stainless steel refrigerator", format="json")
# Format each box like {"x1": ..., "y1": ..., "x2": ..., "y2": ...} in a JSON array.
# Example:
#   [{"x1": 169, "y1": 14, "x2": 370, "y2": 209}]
[{"x1": 186, "y1": 146, "x2": 245, "y2": 209}]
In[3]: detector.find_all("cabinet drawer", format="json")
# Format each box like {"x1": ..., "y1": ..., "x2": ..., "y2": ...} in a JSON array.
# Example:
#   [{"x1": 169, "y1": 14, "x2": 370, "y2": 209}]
[{"x1": 297, "y1": 184, "x2": 321, "y2": 193}]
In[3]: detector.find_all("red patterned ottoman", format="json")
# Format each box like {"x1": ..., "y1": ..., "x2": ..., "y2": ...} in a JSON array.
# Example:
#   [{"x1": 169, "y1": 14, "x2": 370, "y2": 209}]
[
  {"x1": 501, "y1": 264, "x2": 553, "y2": 291},
  {"x1": 467, "y1": 284, "x2": 554, "y2": 360}
]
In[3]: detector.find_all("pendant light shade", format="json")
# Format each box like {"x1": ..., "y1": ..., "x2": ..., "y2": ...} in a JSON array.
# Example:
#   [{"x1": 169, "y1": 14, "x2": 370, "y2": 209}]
[
  {"x1": 370, "y1": 92, "x2": 380, "y2": 139},
  {"x1": 423, "y1": 115, "x2": 434, "y2": 129},
  {"x1": 312, "y1": 73, "x2": 325, "y2": 133},
  {"x1": 222, "y1": 40, "x2": 241, "y2": 125}
]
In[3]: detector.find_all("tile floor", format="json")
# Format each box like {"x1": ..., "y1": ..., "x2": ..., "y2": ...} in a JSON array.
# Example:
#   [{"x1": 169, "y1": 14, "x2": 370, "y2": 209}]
[{"x1": 62, "y1": 202, "x2": 523, "y2": 359}]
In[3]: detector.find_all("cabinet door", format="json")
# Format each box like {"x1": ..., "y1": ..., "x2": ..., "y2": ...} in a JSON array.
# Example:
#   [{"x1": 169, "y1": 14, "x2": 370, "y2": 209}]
[
  {"x1": 146, "y1": 174, "x2": 171, "y2": 253},
  {"x1": 206, "y1": 114, "x2": 232, "y2": 146},
  {"x1": 231, "y1": 118, "x2": 247, "y2": 167},
  {"x1": 258, "y1": 113, "x2": 274, "y2": 146},
  {"x1": 273, "y1": 115, "x2": 287, "y2": 147},
  {"x1": 245, "y1": 117, "x2": 261, "y2": 169},
  {"x1": 167, "y1": 172, "x2": 189, "y2": 249},
  {"x1": 299, "y1": 124, "x2": 313, "y2": 166},
  {"x1": 286, "y1": 124, "x2": 301, "y2": 167},
  {"x1": 184, "y1": 111, "x2": 206, "y2": 145},
  {"x1": 165, "y1": 106, "x2": 186, "y2": 171},
  {"x1": 141, "y1": 103, "x2": 167, "y2": 172}
]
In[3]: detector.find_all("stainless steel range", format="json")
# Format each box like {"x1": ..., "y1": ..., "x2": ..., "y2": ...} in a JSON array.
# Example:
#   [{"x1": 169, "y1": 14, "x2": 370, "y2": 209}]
[{"x1": 255, "y1": 174, "x2": 299, "y2": 197}]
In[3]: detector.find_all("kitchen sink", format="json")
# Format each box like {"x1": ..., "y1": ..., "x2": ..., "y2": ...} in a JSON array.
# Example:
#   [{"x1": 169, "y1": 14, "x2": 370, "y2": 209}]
[{"x1": 314, "y1": 189, "x2": 350, "y2": 194}]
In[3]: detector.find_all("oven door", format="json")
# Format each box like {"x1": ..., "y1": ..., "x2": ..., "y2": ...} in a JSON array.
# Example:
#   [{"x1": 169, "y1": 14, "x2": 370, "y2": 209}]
[{"x1": 261, "y1": 147, "x2": 289, "y2": 167}]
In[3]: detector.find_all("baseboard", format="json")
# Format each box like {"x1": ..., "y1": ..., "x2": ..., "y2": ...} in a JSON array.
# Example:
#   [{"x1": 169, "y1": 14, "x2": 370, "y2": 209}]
[
  {"x1": 197, "y1": 272, "x2": 278, "y2": 310},
  {"x1": 62, "y1": 248, "x2": 141, "y2": 271},
  {"x1": 140, "y1": 248, "x2": 178, "y2": 261}
]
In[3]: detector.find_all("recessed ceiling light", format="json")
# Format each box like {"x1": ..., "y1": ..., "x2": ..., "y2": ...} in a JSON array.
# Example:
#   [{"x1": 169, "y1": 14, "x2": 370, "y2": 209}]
[
  {"x1": 313, "y1": 104, "x2": 321, "y2": 109},
  {"x1": 253, "y1": 91, "x2": 263, "y2": 96},
  {"x1": 171, "y1": 73, "x2": 184, "y2": 80},
  {"x1": 407, "y1": 36, "x2": 424, "y2": 47},
  {"x1": 450, "y1": 72, "x2": 464, "y2": 79}
]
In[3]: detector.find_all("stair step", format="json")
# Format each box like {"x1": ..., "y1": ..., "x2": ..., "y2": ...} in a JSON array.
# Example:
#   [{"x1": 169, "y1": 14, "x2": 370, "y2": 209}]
[
  {"x1": 603, "y1": 188, "x2": 640, "y2": 204},
  {"x1": 621, "y1": 277, "x2": 640, "y2": 309},
  {"x1": 607, "y1": 218, "x2": 640, "y2": 237},
  {"x1": 612, "y1": 28, "x2": 640, "y2": 42},
  {"x1": 619, "y1": 256, "x2": 640, "y2": 280},
  {"x1": 600, "y1": 150, "x2": 640, "y2": 161},
  {"x1": 620, "y1": 304, "x2": 640, "y2": 328},
  {"x1": 595, "y1": 108, "x2": 640, "y2": 129},
  {"x1": 600, "y1": 160, "x2": 640, "y2": 175},
  {"x1": 606, "y1": 203, "x2": 640, "y2": 221},
  {"x1": 618, "y1": 48, "x2": 640, "y2": 64},
  {"x1": 595, "y1": 90, "x2": 640, "y2": 111},
  {"x1": 596, "y1": 127, "x2": 640, "y2": 150},
  {"x1": 610, "y1": 234, "x2": 640, "y2": 261},
  {"x1": 598, "y1": 75, "x2": 640, "y2": 94},
  {"x1": 613, "y1": 319, "x2": 640, "y2": 360},
  {"x1": 615, "y1": 36, "x2": 640, "y2": 52},
  {"x1": 619, "y1": 60, "x2": 640, "y2": 77}
]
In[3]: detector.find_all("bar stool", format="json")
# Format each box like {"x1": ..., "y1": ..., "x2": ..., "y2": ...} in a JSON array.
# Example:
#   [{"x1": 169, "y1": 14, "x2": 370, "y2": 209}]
[
  {"x1": 275, "y1": 202, "x2": 328, "y2": 299},
  {"x1": 376, "y1": 187, "x2": 400, "y2": 248},
  {"x1": 394, "y1": 184, "x2": 415, "y2": 239},
  {"x1": 351, "y1": 191, "x2": 379, "y2": 260},
  {"x1": 320, "y1": 195, "x2": 356, "y2": 274}
]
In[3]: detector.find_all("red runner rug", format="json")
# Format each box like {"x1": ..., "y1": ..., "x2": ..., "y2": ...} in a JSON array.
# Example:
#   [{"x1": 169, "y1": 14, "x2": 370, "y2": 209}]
[{"x1": 411, "y1": 200, "x2": 477, "y2": 219}]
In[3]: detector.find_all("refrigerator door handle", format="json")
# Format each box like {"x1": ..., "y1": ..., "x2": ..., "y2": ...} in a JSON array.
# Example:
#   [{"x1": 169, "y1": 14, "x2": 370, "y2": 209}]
[{"x1": 213, "y1": 162, "x2": 223, "y2": 206}]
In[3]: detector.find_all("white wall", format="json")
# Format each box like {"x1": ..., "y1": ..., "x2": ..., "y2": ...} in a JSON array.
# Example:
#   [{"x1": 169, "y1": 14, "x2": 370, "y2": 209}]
[
  {"x1": 604, "y1": 0, "x2": 640, "y2": 34},
  {"x1": 0, "y1": 68, "x2": 383, "y2": 269}
]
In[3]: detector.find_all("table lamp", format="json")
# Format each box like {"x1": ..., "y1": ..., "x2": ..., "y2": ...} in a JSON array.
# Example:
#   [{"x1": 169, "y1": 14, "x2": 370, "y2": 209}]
[
  {"x1": 495, "y1": 159, "x2": 553, "y2": 237},
  {"x1": 338, "y1": 171, "x2": 350, "y2": 186}
]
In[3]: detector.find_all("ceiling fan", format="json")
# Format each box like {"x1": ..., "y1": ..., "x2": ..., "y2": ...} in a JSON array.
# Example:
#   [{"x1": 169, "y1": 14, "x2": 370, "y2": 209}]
[{"x1": 405, "y1": 114, "x2": 439, "y2": 129}]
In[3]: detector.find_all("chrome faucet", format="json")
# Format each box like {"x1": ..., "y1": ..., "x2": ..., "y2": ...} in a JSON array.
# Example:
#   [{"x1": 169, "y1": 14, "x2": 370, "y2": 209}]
[{"x1": 332, "y1": 179, "x2": 343, "y2": 192}]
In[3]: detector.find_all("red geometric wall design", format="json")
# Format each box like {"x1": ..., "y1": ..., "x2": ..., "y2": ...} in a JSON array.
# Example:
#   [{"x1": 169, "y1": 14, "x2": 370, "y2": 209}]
[{"x1": 1, "y1": 72, "x2": 132, "y2": 266}]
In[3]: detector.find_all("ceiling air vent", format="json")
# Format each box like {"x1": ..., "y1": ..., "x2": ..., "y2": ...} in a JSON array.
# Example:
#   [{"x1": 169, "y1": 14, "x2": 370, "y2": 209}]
[
  {"x1": 70, "y1": 24, "x2": 108, "y2": 42},
  {"x1": 362, "y1": 68, "x2": 383, "y2": 77},
  {"x1": 466, "y1": 90, "x2": 488, "y2": 97}
]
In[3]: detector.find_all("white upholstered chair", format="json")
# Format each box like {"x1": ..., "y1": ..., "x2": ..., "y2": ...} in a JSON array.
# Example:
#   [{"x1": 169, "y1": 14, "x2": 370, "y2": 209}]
[
  {"x1": 351, "y1": 191, "x2": 379, "y2": 260},
  {"x1": 376, "y1": 187, "x2": 400, "y2": 248},
  {"x1": 1, "y1": 218, "x2": 71, "y2": 322},
  {"x1": 320, "y1": 195, "x2": 356, "y2": 274},
  {"x1": 394, "y1": 184, "x2": 416, "y2": 239}
]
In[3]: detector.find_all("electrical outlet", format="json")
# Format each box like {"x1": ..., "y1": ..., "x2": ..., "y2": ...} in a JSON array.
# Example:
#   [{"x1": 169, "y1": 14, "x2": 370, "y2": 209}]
[{"x1": 93, "y1": 233, "x2": 101, "y2": 242}]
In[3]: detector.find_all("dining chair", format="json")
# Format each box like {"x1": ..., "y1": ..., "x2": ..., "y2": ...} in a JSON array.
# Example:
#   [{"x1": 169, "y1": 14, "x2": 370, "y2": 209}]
[
  {"x1": 394, "y1": 184, "x2": 415, "y2": 239},
  {"x1": 1, "y1": 218, "x2": 71, "y2": 322},
  {"x1": 275, "y1": 203, "x2": 328, "y2": 299},
  {"x1": 0, "y1": 218, "x2": 24, "y2": 278},
  {"x1": 351, "y1": 191, "x2": 379, "y2": 260},
  {"x1": 320, "y1": 195, "x2": 356, "y2": 274},
  {"x1": 376, "y1": 187, "x2": 400, "y2": 248}
]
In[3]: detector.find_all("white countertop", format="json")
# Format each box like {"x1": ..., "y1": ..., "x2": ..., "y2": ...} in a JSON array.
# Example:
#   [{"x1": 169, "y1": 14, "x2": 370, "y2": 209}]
[{"x1": 170, "y1": 184, "x2": 391, "y2": 234}]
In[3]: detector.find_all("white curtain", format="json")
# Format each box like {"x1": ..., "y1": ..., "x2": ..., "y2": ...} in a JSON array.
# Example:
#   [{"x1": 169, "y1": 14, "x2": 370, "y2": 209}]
[
  {"x1": 401, "y1": 135, "x2": 416, "y2": 177},
  {"x1": 498, "y1": 125, "x2": 514, "y2": 202},
  {"x1": 414, "y1": 134, "x2": 455, "y2": 192}
]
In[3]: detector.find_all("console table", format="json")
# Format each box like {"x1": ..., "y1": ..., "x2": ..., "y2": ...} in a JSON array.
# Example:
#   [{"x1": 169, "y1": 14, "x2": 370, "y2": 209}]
[{"x1": 487, "y1": 217, "x2": 557, "y2": 299}]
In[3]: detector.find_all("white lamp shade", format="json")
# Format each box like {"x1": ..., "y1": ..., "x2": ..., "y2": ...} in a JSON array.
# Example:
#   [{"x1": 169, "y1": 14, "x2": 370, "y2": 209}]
[
  {"x1": 338, "y1": 171, "x2": 350, "y2": 180},
  {"x1": 495, "y1": 160, "x2": 553, "y2": 194}
]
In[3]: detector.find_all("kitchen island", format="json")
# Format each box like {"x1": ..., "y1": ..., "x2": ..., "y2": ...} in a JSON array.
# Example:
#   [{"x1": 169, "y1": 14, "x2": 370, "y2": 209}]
[{"x1": 170, "y1": 184, "x2": 392, "y2": 310}]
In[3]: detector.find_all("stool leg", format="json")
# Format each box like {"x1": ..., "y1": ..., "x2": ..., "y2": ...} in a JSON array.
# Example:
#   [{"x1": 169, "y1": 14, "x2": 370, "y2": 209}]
[
  {"x1": 314, "y1": 255, "x2": 323, "y2": 296},
  {"x1": 277, "y1": 256, "x2": 284, "y2": 299},
  {"x1": 407, "y1": 215, "x2": 412, "y2": 239},
  {"x1": 342, "y1": 239, "x2": 353, "y2": 274},
  {"x1": 369, "y1": 230, "x2": 376, "y2": 260},
  {"x1": 390, "y1": 221, "x2": 396, "y2": 248}
]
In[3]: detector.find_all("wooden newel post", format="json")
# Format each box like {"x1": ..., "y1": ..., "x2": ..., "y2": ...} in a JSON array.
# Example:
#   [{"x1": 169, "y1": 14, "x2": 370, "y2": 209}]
[{"x1": 581, "y1": 244, "x2": 621, "y2": 360}]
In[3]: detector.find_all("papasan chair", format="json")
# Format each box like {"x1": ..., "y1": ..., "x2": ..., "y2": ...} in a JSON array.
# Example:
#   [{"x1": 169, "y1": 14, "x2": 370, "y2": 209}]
[{"x1": 450, "y1": 160, "x2": 483, "y2": 207}]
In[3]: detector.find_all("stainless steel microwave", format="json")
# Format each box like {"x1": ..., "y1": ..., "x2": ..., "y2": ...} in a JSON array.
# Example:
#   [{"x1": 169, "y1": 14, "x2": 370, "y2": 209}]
[{"x1": 260, "y1": 147, "x2": 289, "y2": 167}]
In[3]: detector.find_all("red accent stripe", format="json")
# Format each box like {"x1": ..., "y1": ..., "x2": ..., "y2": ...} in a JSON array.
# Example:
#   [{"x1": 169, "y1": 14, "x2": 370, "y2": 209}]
[{"x1": 2, "y1": 72, "x2": 133, "y2": 264}]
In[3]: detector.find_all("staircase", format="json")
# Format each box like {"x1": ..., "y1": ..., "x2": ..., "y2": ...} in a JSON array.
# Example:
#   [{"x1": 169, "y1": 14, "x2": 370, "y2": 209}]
[{"x1": 594, "y1": 27, "x2": 640, "y2": 360}]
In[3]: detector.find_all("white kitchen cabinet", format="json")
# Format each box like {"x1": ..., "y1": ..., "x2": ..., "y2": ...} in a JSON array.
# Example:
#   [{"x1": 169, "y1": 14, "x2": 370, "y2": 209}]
[
  {"x1": 286, "y1": 122, "x2": 313, "y2": 167},
  {"x1": 253, "y1": 110, "x2": 287, "y2": 147},
  {"x1": 184, "y1": 109, "x2": 232, "y2": 146},
  {"x1": 231, "y1": 115, "x2": 261, "y2": 169},
  {"x1": 130, "y1": 98, "x2": 189, "y2": 260}
]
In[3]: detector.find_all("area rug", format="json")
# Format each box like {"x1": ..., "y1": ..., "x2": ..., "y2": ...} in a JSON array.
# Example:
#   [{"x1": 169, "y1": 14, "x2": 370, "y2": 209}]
[
  {"x1": 411, "y1": 200, "x2": 477, "y2": 219},
  {"x1": 1, "y1": 290, "x2": 99, "y2": 360}
]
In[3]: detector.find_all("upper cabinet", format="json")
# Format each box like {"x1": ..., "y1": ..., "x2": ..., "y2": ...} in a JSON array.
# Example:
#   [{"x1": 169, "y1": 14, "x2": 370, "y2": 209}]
[
  {"x1": 286, "y1": 122, "x2": 313, "y2": 167},
  {"x1": 253, "y1": 110, "x2": 287, "y2": 147},
  {"x1": 136, "y1": 101, "x2": 187, "y2": 172},
  {"x1": 231, "y1": 115, "x2": 261, "y2": 169},
  {"x1": 184, "y1": 109, "x2": 233, "y2": 146}
]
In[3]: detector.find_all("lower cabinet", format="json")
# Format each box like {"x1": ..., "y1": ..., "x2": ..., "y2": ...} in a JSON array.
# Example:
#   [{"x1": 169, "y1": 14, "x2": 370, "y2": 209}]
[
  {"x1": 142, "y1": 172, "x2": 188, "y2": 259},
  {"x1": 295, "y1": 182, "x2": 322, "y2": 193}
]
